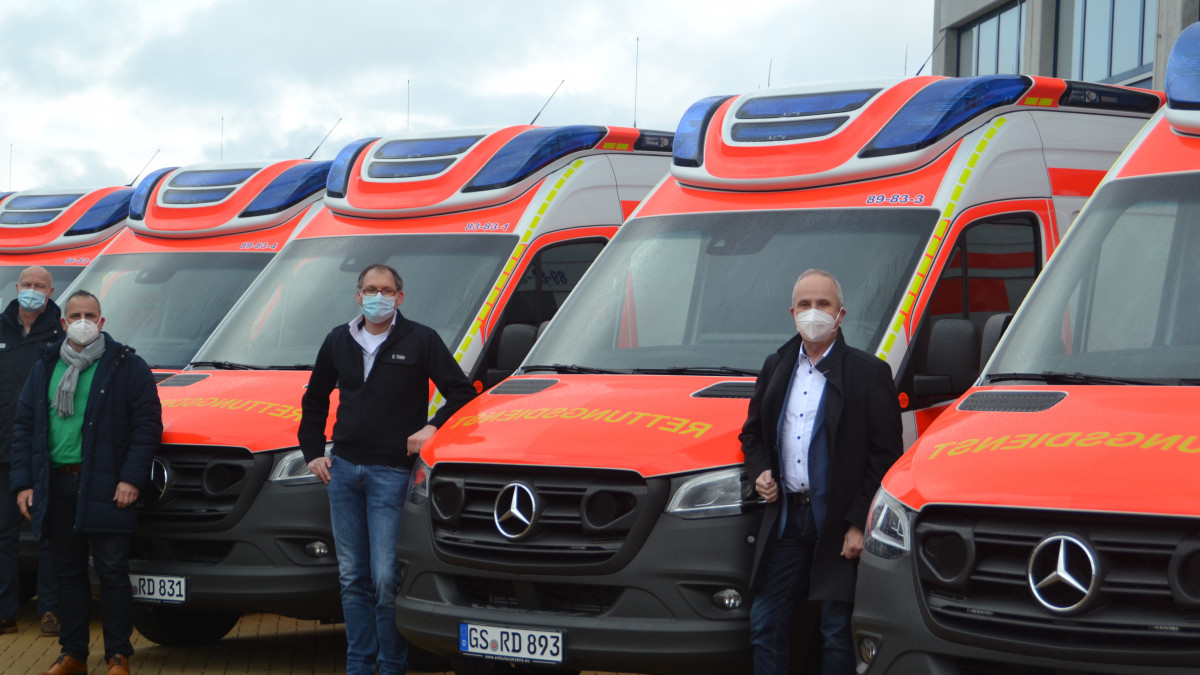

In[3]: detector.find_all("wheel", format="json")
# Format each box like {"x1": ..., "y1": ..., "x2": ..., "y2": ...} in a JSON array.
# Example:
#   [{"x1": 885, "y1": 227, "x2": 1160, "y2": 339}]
[
  {"x1": 450, "y1": 657, "x2": 579, "y2": 675},
  {"x1": 132, "y1": 605, "x2": 241, "y2": 646}
]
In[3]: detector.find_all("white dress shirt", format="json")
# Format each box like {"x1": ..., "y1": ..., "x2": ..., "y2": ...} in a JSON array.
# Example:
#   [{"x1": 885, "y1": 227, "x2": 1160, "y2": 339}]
[
  {"x1": 348, "y1": 313, "x2": 396, "y2": 378},
  {"x1": 779, "y1": 341, "x2": 833, "y2": 493}
]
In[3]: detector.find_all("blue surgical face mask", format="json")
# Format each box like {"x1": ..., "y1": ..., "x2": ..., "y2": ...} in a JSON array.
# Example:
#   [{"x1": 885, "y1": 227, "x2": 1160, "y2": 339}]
[
  {"x1": 17, "y1": 289, "x2": 46, "y2": 312},
  {"x1": 360, "y1": 292, "x2": 396, "y2": 324}
]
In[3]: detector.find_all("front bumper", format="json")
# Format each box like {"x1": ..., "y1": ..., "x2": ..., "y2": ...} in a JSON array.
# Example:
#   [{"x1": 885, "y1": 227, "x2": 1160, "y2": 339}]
[{"x1": 396, "y1": 498, "x2": 761, "y2": 675}]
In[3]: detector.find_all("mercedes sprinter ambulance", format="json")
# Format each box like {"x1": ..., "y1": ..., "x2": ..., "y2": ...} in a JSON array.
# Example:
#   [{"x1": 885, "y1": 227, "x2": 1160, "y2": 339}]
[
  {"x1": 127, "y1": 125, "x2": 672, "y2": 647},
  {"x1": 853, "y1": 24, "x2": 1200, "y2": 675},
  {"x1": 60, "y1": 159, "x2": 332, "y2": 372},
  {"x1": 395, "y1": 76, "x2": 1164, "y2": 674}
]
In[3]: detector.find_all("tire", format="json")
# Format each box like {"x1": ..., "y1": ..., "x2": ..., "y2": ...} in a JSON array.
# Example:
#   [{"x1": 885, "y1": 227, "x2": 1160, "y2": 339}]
[{"x1": 132, "y1": 605, "x2": 241, "y2": 646}]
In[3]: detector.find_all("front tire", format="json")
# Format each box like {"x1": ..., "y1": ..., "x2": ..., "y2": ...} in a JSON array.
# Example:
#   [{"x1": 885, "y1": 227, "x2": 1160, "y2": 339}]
[{"x1": 132, "y1": 605, "x2": 242, "y2": 646}]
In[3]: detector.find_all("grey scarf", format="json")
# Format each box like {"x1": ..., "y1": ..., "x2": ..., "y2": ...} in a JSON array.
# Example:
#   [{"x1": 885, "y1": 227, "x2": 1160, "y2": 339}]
[{"x1": 54, "y1": 337, "x2": 105, "y2": 419}]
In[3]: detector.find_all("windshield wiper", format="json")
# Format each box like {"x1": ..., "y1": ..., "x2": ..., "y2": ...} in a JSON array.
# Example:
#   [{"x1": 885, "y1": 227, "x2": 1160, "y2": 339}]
[
  {"x1": 521, "y1": 364, "x2": 625, "y2": 375},
  {"x1": 265, "y1": 364, "x2": 314, "y2": 371},
  {"x1": 986, "y1": 371, "x2": 1166, "y2": 386},
  {"x1": 631, "y1": 366, "x2": 759, "y2": 377},
  {"x1": 189, "y1": 360, "x2": 261, "y2": 371}
]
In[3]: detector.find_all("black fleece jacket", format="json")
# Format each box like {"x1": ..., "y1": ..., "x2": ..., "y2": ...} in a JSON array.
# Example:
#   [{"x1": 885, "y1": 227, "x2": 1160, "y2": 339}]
[
  {"x1": 298, "y1": 312, "x2": 476, "y2": 468},
  {"x1": 0, "y1": 299, "x2": 63, "y2": 465}
]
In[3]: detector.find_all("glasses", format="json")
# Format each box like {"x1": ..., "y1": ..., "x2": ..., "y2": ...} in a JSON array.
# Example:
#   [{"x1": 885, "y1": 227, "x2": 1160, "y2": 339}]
[{"x1": 360, "y1": 287, "x2": 398, "y2": 297}]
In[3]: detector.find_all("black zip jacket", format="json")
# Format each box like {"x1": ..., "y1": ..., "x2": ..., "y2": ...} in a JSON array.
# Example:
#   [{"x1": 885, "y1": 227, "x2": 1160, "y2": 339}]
[
  {"x1": 0, "y1": 298, "x2": 63, "y2": 466},
  {"x1": 298, "y1": 312, "x2": 476, "y2": 468}
]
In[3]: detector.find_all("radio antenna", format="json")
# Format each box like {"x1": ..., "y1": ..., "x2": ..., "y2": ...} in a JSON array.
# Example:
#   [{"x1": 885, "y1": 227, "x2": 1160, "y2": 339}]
[
  {"x1": 407, "y1": 80, "x2": 411, "y2": 131},
  {"x1": 767, "y1": 57, "x2": 773, "y2": 87},
  {"x1": 127, "y1": 149, "x2": 160, "y2": 187},
  {"x1": 633, "y1": 37, "x2": 639, "y2": 126},
  {"x1": 530, "y1": 79, "x2": 564, "y2": 125},
  {"x1": 914, "y1": 32, "x2": 947, "y2": 77},
  {"x1": 308, "y1": 118, "x2": 342, "y2": 159}
]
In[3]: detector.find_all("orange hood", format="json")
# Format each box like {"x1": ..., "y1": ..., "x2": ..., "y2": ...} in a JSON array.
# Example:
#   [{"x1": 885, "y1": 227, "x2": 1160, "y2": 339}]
[
  {"x1": 424, "y1": 374, "x2": 750, "y2": 477},
  {"x1": 885, "y1": 385, "x2": 1200, "y2": 516}
]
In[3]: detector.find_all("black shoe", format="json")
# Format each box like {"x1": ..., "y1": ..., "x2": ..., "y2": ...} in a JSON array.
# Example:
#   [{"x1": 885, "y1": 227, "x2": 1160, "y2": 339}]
[{"x1": 0, "y1": 616, "x2": 16, "y2": 634}]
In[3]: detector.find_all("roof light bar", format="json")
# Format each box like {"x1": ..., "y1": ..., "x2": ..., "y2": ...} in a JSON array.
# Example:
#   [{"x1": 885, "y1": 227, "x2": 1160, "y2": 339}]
[
  {"x1": 326, "y1": 137, "x2": 379, "y2": 199},
  {"x1": 368, "y1": 158, "x2": 455, "y2": 180},
  {"x1": 732, "y1": 117, "x2": 848, "y2": 143},
  {"x1": 1167, "y1": 23, "x2": 1200, "y2": 110},
  {"x1": 240, "y1": 161, "x2": 332, "y2": 218},
  {"x1": 375, "y1": 136, "x2": 482, "y2": 159},
  {"x1": 170, "y1": 168, "x2": 258, "y2": 188},
  {"x1": 673, "y1": 95, "x2": 735, "y2": 168},
  {"x1": 162, "y1": 187, "x2": 235, "y2": 205},
  {"x1": 0, "y1": 211, "x2": 58, "y2": 225},
  {"x1": 736, "y1": 89, "x2": 879, "y2": 119},
  {"x1": 129, "y1": 167, "x2": 179, "y2": 221},
  {"x1": 860, "y1": 75, "x2": 1030, "y2": 158},
  {"x1": 7, "y1": 193, "x2": 82, "y2": 210},
  {"x1": 463, "y1": 125, "x2": 607, "y2": 193},
  {"x1": 66, "y1": 188, "x2": 133, "y2": 236}
]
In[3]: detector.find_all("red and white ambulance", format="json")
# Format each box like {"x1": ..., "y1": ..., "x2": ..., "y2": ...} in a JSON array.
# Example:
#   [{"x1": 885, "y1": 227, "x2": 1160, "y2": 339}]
[
  {"x1": 853, "y1": 24, "x2": 1200, "y2": 674},
  {"x1": 127, "y1": 125, "x2": 673, "y2": 647},
  {"x1": 396, "y1": 75, "x2": 1163, "y2": 674},
  {"x1": 60, "y1": 159, "x2": 332, "y2": 371}
]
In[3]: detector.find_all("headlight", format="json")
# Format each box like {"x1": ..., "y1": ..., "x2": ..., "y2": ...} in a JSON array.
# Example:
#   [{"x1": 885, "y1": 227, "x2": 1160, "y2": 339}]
[
  {"x1": 268, "y1": 443, "x2": 332, "y2": 486},
  {"x1": 864, "y1": 487, "x2": 916, "y2": 559},
  {"x1": 665, "y1": 467, "x2": 760, "y2": 519},
  {"x1": 408, "y1": 458, "x2": 430, "y2": 505}
]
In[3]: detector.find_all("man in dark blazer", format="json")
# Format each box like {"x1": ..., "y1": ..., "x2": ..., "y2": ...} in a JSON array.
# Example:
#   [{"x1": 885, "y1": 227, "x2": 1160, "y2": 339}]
[{"x1": 741, "y1": 269, "x2": 903, "y2": 675}]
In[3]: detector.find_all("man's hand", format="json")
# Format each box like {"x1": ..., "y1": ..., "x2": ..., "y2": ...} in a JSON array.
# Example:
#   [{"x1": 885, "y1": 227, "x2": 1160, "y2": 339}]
[
  {"x1": 16, "y1": 489, "x2": 32, "y2": 521},
  {"x1": 114, "y1": 481, "x2": 139, "y2": 509},
  {"x1": 307, "y1": 456, "x2": 332, "y2": 484},
  {"x1": 841, "y1": 524, "x2": 865, "y2": 559},
  {"x1": 407, "y1": 424, "x2": 437, "y2": 456},
  {"x1": 755, "y1": 469, "x2": 779, "y2": 503}
]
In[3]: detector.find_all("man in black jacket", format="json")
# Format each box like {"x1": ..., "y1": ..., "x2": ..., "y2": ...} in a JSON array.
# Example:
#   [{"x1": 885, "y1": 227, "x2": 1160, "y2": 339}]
[
  {"x1": 299, "y1": 263, "x2": 476, "y2": 675},
  {"x1": 741, "y1": 270, "x2": 903, "y2": 675},
  {"x1": 11, "y1": 290, "x2": 162, "y2": 675},
  {"x1": 0, "y1": 266, "x2": 62, "y2": 637}
]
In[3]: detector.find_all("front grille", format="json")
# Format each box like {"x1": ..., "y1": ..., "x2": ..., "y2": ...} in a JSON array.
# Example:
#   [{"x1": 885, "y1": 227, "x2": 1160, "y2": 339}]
[
  {"x1": 138, "y1": 445, "x2": 270, "y2": 528},
  {"x1": 455, "y1": 576, "x2": 620, "y2": 615},
  {"x1": 429, "y1": 464, "x2": 664, "y2": 569},
  {"x1": 915, "y1": 506, "x2": 1200, "y2": 652}
]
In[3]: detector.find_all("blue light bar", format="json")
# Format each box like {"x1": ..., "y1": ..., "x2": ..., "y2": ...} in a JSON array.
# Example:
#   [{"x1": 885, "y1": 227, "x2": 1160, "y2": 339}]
[
  {"x1": 0, "y1": 191, "x2": 13, "y2": 203},
  {"x1": 240, "y1": 161, "x2": 332, "y2": 219},
  {"x1": 737, "y1": 89, "x2": 879, "y2": 119},
  {"x1": 673, "y1": 96, "x2": 734, "y2": 168},
  {"x1": 1167, "y1": 23, "x2": 1200, "y2": 109},
  {"x1": 7, "y1": 193, "x2": 83, "y2": 210},
  {"x1": 463, "y1": 126, "x2": 607, "y2": 193},
  {"x1": 162, "y1": 187, "x2": 235, "y2": 205},
  {"x1": 368, "y1": 158, "x2": 455, "y2": 179},
  {"x1": 66, "y1": 188, "x2": 132, "y2": 236},
  {"x1": 170, "y1": 168, "x2": 258, "y2": 188},
  {"x1": 860, "y1": 75, "x2": 1030, "y2": 158},
  {"x1": 0, "y1": 211, "x2": 57, "y2": 225},
  {"x1": 1060, "y1": 82, "x2": 1160, "y2": 113},
  {"x1": 732, "y1": 117, "x2": 848, "y2": 143},
  {"x1": 129, "y1": 167, "x2": 179, "y2": 221},
  {"x1": 326, "y1": 138, "x2": 379, "y2": 199},
  {"x1": 375, "y1": 136, "x2": 482, "y2": 159}
]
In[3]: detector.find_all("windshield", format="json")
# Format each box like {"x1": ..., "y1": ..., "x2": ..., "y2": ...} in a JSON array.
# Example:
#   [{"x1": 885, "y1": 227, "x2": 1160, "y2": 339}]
[
  {"x1": 0, "y1": 265, "x2": 84, "y2": 306},
  {"x1": 194, "y1": 233, "x2": 517, "y2": 368},
  {"x1": 989, "y1": 173, "x2": 1200, "y2": 384},
  {"x1": 66, "y1": 252, "x2": 273, "y2": 369},
  {"x1": 525, "y1": 208, "x2": 937, "y2": 373}
]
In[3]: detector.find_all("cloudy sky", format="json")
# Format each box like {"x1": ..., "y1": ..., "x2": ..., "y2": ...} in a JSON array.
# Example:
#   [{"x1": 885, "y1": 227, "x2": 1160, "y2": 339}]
[{"x1": 0, "y1": 0, "x2": 934, "y2": 191}]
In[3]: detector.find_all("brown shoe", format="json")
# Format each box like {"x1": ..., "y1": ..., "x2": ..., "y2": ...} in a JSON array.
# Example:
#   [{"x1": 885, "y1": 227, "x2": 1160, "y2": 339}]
[
  {"x1": 0, "y1": 616, "x2": 15, "y2": 634},
  {"x1": 40, "y1": 612, "x2": 60, "y2": 637},
  {"x1": 107, "y1": 654, "x2": 131, "y2": 675},
  {"x1": 39, "y1": 654, "x2": 87, "y2": 675}
]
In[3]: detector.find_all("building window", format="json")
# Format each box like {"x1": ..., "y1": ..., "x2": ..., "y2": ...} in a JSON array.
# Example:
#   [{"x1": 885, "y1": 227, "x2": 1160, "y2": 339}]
[
  {"x1": 1056, "y1": 0, "x2": 1157, "y2": 84},
  {"x1": 958, "y1": 1, "x2": 1027, "y2": 76}
]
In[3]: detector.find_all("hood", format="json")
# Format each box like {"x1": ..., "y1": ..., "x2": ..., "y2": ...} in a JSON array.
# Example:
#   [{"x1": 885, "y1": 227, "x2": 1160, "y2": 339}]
[
  {"x1": 886, "y1": 385, "x2": 1200, "y2": 516},
  {"x1": 157, "y1": 370, "x2": 327, "y2": 452},
  {"x1": 424, "y1": 374, "x2": 750, "y2": 477}
]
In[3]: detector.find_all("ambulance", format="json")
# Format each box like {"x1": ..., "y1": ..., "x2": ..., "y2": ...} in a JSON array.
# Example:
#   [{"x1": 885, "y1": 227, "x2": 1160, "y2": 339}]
[
  {"x1": 59, "y1": 159, "x2": 332, "y2": 372},
  {"x1": 395, "y1": 75, "x2": 1164, "y2": 674},
  {"x1": 0, "y1": 185, "x2": 130, "y2": 295},
  {"x1": 852, "y1": 25, "x2": 1200, "y2": 675},
  {"x1": 127, "y1": 125, "x2": 673, "y2": 648}
]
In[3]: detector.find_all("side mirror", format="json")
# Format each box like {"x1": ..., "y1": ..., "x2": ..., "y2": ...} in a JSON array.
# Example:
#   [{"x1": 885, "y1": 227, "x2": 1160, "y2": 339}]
[
  {"x1": 979, "y1": 312, "x2": 1013, "y2": 365},
  {"x1": 914, "y1": 319, "x2": 980, "y2": 398}
]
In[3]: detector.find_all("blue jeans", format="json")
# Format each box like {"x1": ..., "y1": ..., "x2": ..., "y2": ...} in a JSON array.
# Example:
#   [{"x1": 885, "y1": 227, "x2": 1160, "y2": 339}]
[
  {"x1": 0, "y1": 465, "x2": 58, "y2": 621},
  {"x1": 328, "y1": 456, "x2": 410, "y2": 675},
  {"x1": 749, "y1": 502, "x2": 853, "y2": 675},
  {"x1": 46, "y1": 470, "x2": 133, "y2": 661}
]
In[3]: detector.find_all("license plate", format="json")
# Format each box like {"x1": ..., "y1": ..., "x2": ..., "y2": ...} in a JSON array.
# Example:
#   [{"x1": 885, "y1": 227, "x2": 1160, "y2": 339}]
[
  {"x1": 459, "y1": 622, "x2": 563, "y2": 664},
  {"x1": 130, "y1": 574, "x2": 187, "y2": 603}
]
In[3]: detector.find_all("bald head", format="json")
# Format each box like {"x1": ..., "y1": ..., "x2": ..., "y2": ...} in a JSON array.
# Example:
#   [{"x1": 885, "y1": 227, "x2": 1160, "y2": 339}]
[
  {"x1": 17, "y1": 266, "x2": 52, "y2": 293},
  {"x1": 15, "y1": 265, "x2": 53, "y2": 317}
]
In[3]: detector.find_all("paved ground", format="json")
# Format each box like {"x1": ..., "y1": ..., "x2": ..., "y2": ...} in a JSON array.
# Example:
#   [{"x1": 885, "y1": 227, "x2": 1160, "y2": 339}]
[{"x1": 1, "y1": 598, "x2": 642, "y2": 675}]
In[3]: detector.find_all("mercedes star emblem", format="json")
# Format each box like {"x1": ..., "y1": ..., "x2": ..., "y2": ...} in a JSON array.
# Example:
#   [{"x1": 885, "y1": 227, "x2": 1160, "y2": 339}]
[
  {"x1": 148, "y1": 457, "x2": 171, "y2": 502},
  {"x1": 493, "y1": 482, "x2": 537, "y2": 540},
  {"x1": 1027, "y1": 534, "x2": 1098, "y2": 614}
]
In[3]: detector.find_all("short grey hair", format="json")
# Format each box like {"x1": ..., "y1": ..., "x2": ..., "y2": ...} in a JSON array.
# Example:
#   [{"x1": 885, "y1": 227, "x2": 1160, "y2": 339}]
[{"x1": 793, "y1": 269, "x2": 844, "y2": 308}]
